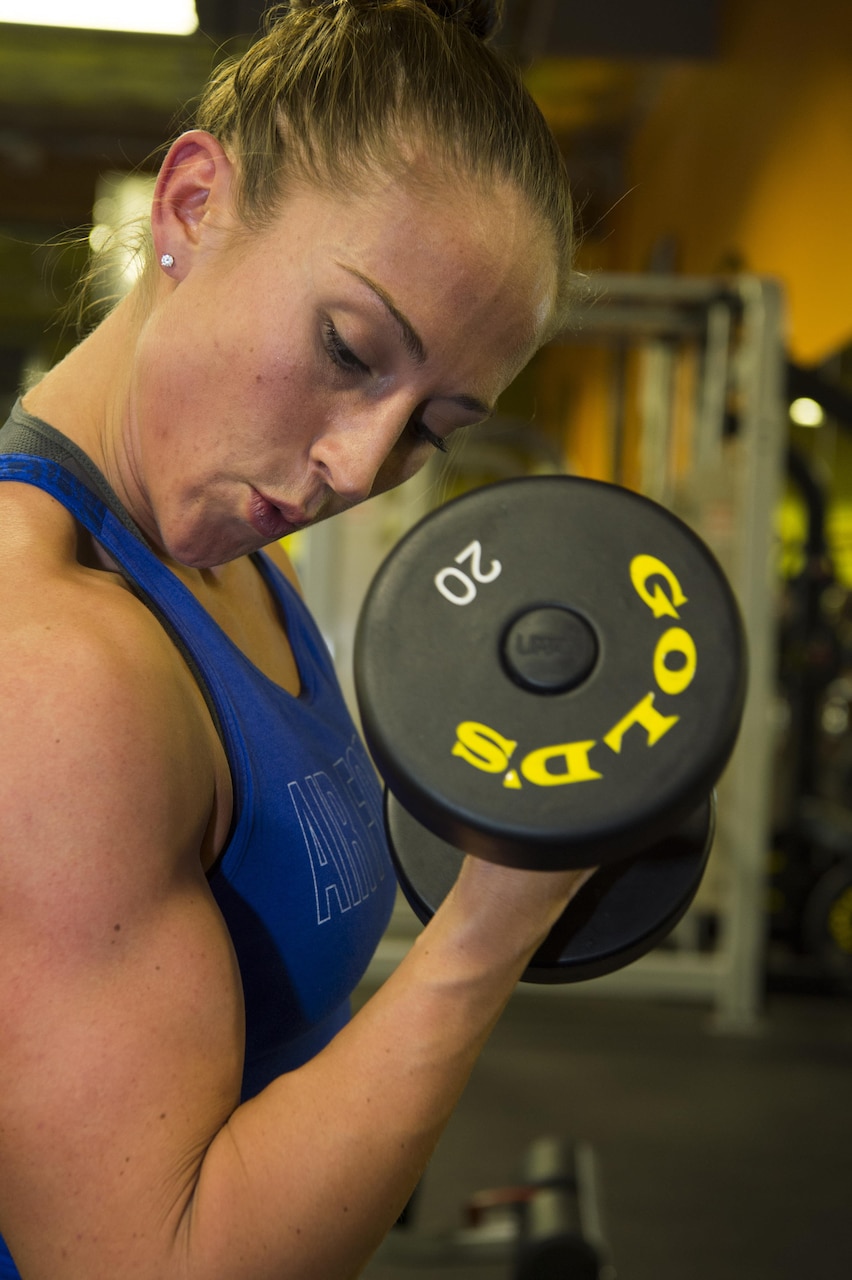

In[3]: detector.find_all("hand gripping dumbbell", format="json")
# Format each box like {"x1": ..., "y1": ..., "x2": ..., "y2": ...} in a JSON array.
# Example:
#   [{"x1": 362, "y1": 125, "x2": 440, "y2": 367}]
[{"x1": 354, "y1": 476, "x2": 747, "y2": 982}]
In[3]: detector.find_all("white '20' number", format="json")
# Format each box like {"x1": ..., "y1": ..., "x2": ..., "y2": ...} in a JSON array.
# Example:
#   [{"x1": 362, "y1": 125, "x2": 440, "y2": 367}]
[{"x1": 434, "y1": 540, "x2": 502, "y2": 606}]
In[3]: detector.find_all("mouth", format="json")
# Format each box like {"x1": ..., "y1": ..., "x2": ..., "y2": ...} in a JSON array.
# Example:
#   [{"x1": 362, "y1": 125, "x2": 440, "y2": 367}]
[{"x1": 248, "y1": 488, "x2": 312, "y2": 541}]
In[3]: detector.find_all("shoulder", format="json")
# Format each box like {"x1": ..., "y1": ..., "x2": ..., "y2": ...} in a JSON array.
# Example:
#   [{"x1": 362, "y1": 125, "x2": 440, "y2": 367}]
[
  {"x1": 1, "y1": 478, "x2": 217, "y2": 741},
  {"x1": 2, "y1": 538, "x2": 209, "y2": 738},
  {"x1": 0, "y1": 538, "x2": 224, "y2": 892}
]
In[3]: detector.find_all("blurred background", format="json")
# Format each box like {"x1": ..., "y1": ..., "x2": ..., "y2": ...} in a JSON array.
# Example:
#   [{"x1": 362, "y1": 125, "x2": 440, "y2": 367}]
[{"x1": 2, "y1": 2, "x2": 851, "y2": 1276}]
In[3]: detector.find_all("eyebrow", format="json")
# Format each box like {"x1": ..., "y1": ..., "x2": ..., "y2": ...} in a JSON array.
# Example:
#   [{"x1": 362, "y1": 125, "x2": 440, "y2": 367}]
[
  {"x1": 338, "y1": 263, "x2": 494, "y2": 420},
  {"x1": 340, "y1": 264, "x2": 427, "y2": 365}
]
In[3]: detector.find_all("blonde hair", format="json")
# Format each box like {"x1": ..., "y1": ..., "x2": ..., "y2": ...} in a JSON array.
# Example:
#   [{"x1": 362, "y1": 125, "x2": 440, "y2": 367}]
[{"x1": 195, "y1": 0, "x2": 575, "y2": 328}]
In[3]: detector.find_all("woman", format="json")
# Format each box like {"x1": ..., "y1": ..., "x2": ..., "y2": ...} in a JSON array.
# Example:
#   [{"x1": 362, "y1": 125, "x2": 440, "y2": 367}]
[{"x1": 0, "y1": 2, "x2": 592, "y2": 1276}]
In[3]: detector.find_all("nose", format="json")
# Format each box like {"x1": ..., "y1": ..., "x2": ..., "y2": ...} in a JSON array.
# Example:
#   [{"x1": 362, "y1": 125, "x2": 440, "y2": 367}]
[{"x1": 310, "y1": 401, "x2": 408, "y2": 505}]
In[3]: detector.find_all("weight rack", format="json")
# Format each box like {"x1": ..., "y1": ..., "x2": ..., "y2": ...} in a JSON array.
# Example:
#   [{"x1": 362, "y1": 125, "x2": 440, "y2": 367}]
[{"x1": 535, "y1": 272, "x2": 786, "y2": 1028}]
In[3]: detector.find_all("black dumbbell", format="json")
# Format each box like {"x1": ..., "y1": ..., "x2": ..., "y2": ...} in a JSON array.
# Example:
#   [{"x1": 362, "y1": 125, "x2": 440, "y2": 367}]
[{"x1": 354, "y1": 475, "x2": 747, "y2": 983}]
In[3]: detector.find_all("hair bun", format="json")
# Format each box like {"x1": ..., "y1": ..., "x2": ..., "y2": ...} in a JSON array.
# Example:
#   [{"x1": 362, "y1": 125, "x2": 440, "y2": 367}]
[
  {"x1": 285, "y1": 1, "x2": 502, "y2": 42},
  {"x1": 422, "y1": 1, "x2": 502, "y2": 41}
]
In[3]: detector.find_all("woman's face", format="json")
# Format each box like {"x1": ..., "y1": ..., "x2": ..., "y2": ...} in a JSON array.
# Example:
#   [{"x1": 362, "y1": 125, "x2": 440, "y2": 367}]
[{"x1": 125, "y1": 167, "x2": 557, "y2": 568}]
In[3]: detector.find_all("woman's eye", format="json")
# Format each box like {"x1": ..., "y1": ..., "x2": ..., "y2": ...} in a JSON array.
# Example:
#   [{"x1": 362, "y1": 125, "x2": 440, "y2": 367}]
[
  {"x1": 323, "y1": 320, "x2": 369, "y2": 375},
  {"x1": 409, "y1": 417, "x2": 449, "y2": 453}
]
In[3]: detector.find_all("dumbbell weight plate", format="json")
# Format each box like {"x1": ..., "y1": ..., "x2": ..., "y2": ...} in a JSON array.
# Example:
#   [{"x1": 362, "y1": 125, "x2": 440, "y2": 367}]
[
  {"x1": 355, "y1": 475, "x2": 745, "y2": 871},
  {"x1": 386, "y1": 791, "x2": 715, "y2": 983}
]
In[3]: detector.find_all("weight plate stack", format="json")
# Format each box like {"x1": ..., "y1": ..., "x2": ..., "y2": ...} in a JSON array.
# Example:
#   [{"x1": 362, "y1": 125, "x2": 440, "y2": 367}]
[{"x1": 355, "y1": 475, "x2": 746, "y2": 872}]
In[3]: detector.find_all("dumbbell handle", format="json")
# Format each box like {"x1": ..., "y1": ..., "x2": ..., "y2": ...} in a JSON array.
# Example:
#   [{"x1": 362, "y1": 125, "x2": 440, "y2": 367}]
[{"x1": 386, "y1": 789, "x2": 715, "y2": 983}]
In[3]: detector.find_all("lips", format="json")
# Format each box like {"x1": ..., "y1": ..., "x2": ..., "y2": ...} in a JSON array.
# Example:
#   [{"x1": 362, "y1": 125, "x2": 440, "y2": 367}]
[{"x1": 248, "y1": 488, "x2": 310, "y2": 541}]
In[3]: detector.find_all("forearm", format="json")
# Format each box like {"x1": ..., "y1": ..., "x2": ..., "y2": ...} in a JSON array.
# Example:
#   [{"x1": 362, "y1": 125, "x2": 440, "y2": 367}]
[{"x1": 181, "y1": 858, "x2": 591, "y2": 1280}]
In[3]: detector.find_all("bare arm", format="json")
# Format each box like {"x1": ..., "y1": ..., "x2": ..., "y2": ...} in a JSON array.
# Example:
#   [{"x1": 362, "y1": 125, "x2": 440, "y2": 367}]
[
  {"x1": 0, "y1": 582, "x2": 589, "y2": 1280},
  {"x1": 185, "y1": 855, "x2": 591, "y2": 1280}
]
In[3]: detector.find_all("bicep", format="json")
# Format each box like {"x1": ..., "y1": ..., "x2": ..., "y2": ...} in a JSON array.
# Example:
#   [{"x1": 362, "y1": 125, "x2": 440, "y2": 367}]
[
  {"x1": 0, "y1": 624, "x2": 243, "y2": 1278},
  {"x1": 0, "y1": 886, "x2": 244, "y2": 1274}
]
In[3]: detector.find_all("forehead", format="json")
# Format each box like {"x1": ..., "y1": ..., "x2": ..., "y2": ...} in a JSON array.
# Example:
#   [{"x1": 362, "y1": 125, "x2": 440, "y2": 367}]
[{"x1": 266, "y1": 168, "x2": 558, "y2": 362}]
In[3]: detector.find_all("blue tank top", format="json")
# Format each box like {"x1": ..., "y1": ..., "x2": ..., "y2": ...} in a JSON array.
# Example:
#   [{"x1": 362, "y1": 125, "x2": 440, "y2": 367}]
[{"x1": 0, "y1": 405, "x2": 396, "y2": 1279}]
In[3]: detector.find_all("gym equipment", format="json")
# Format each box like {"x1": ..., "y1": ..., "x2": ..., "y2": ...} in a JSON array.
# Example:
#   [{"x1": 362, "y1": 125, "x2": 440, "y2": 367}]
[
  {"x1": 380, "y1": 1135, "x2": 613, "y2": 1279},
  {"x1": 355, "y1": 475, "x2": 747, "y2": 982},
  {"x1": 803, "y1": 856, "x2": 852, "y2": 990},
  {"x1": 771, "y1": 446, "x2": 852, "y2": 990},
  {"x1": 511, "y1": 1136, "x2": 609, "y2": 1280}
]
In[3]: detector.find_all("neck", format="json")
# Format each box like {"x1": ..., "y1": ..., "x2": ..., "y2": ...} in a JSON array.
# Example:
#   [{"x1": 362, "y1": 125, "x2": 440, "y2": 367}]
[
  {"x1": 22, "y1": 285, "x2": 169, "y2": 566},
  {"x1": 25, "y1": 295, "x2": 140, "y2": 455},
  {"x1": 20, "y1": 288, "x2": 231, "y2": 587}
]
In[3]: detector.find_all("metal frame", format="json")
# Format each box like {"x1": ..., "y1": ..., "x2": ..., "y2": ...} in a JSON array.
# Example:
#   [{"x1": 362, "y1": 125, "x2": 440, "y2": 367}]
[{"x1": 563, "y1": 273, "x2": 786, "y2": 1027}]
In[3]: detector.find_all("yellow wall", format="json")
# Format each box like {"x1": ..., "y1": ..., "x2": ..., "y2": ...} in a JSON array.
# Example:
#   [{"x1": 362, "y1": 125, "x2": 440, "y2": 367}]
[{"x1": 607, "y1": 0, "x2": 852, "y2": 365}]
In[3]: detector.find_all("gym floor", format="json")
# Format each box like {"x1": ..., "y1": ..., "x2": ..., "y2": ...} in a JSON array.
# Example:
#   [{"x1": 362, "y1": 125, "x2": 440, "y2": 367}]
[{"x1": 357, "y1": 985, "x2": 852, "y2": 1280}]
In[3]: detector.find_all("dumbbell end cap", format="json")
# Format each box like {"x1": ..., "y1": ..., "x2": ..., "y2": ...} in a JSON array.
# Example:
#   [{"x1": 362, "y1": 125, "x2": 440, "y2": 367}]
[{"x1": 501, "y1": 605, "x2": 599, "y2": 695}]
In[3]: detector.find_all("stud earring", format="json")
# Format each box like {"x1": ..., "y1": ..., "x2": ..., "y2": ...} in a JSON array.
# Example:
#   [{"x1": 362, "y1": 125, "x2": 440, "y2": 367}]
[{"x1": 160, "y1": 253, "x2": 175, "y2": 269}]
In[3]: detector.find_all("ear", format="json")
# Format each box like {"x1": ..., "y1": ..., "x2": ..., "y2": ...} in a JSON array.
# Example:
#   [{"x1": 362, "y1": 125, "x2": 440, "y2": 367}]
[{"x1": 151, "y1": 130, "x2": 235, "y2": 279}]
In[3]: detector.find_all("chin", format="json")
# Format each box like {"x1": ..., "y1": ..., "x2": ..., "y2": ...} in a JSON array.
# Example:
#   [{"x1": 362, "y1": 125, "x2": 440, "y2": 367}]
[{"x1": 160, "y1": 520, "x2": 256, "y2": 571}]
